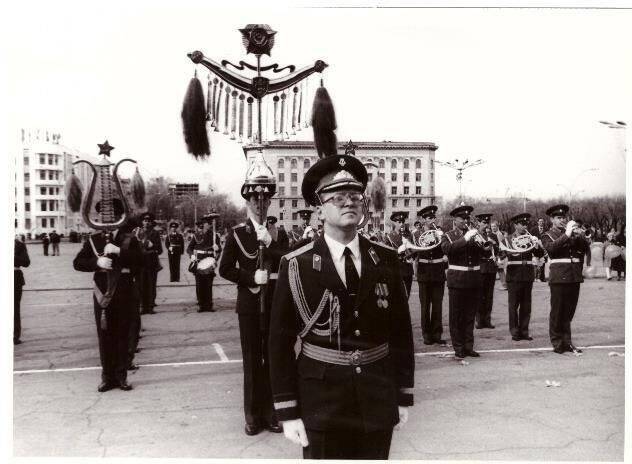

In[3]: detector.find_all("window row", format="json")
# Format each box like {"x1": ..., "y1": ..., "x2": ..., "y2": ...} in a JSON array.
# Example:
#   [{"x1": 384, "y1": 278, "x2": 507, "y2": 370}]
[
  {"x1": 278, "y1": 199, "x2": 310, "y2": 209},
  {"x1": 38, "y1": 154, "x2": 61, "y2": 166},
  {"x1": 38, "y1": 187, "x2": 60, "y2": 196},
  {"x1": 39, "y1": 200, "x2": 60, "y2": 212},
  {"x1": 277, "y1": 157, "x2": 429, "y2": 170},
  {"x1": 38, "y1": 170, "x2": 61, "y2": 181}
]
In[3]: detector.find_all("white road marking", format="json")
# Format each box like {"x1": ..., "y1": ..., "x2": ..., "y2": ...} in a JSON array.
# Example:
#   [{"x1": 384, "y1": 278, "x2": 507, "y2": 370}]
[
  {"x1": 415, "y1": 344, "x2": 625, "y2": 357},
  {"x1": 213, "y1": 343, "x2": 230, "y2": 362},
  {"x1": 14, "y1": 344, "x2": 624, "y2": 375}
]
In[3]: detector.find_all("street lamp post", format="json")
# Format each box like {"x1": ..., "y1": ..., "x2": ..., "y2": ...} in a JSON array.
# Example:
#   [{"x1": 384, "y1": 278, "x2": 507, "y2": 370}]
[{"x1": 434, "y1": 158, "x2": 485, "y2": 201}]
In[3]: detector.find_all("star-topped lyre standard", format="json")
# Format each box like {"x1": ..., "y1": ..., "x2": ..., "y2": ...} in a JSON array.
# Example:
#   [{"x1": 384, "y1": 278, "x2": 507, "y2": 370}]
[{"x1": 98, "y1": 140, "x2": 115, "y2": 157}]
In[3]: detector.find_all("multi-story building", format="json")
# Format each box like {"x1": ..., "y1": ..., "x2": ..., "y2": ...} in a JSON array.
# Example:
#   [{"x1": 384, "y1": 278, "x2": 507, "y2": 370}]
[
  {"x1": 14, "y1": 131, "x2": 100, "y2": 238},
  {"x1": 243, "y1": 140, "x2": 440, "y2": 232}
]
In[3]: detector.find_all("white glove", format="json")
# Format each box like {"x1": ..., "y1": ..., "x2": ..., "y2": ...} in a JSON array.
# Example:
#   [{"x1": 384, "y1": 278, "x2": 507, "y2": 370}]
[
  {"x1": 254, "y1": 269, "x2": 269, "y2": 285},
  {"x1": 190, "y1": 255, "x2": 197, "y2": 262},
  {"x1": 394, "y1": 406, "x2": 409, "y2": 431},
  {"x1": 256, "y1": 225, "x2": 272, "y2": 247},
  {"x1": 213, "y1": 244, "x2": 220, "y2": 252},
  {"x1": 97, "y1": 256, "x2": 113, "y2": 270},
  {"x1": 397, "y1": 244, "x2": 407, "y2": 254},
  {"x1": 281, "y1": 419, "x2": 309, "y2": 447},
  {"x1": 169, "y1": 246, "x2": 174, "y2": 253},
  {"x1": 436, "y1": 230, "x2": 444, "y2": 237},
  {"x1": 302, "y1": 226, "x2": 314, "y2": 239},
  {"x1": 565, "y1": 221, "x2": 576, "y2": 237},
  {"x1": 103, "y1": 243, "x2": 120, "y2": 255},
  {"x1": 464, "y1": 229, "x2": 478, "y2": 241},
  {"x1": 146, "y1": 240, "x2": 154, "y2": 249}
]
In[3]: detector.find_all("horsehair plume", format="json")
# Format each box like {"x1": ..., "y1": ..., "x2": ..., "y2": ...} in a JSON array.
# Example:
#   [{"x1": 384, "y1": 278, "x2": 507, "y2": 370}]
[
  {"x1": 131, "y1": 166, "x2": 146, "y2": 207},
  {"x1": 370, "y1": 176, "x2": 386, "y2": 212},
  {"x1": 181, "y1": 73, "x2": 210, "y2": 158},
  {"x1": 66, "y1": 170, "x2": 83, "y2": 212},
  {"x1": 311, "y1": 86, "x2": 337, "y2": 158}
]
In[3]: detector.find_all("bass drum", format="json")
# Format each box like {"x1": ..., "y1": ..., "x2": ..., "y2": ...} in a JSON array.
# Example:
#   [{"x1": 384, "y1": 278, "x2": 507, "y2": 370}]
[{"x1": 604, "y1": 244, "x2": 622, "y2": 260}]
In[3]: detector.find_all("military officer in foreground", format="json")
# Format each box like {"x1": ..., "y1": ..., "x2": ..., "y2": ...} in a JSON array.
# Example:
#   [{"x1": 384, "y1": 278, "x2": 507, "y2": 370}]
[
  {"x1": 475, "y1": 213, "x2": 499, "y2": 329},
  {"x1": 219, "y1": 188, "x2": 288, "y2": 436},
  {"x1": 165, "y1": 221, "x2": 185, "y2": 282},
  {"x1": 269, "y1": 154, "x2": 414, "y2": 459},
  {"x1": 541, "y1": 204, "x2": 589, "y2": 354},
  {"x1": 503, "y1": 213, "x2": 545, "y2": 341},
  {"x1": 385, "y1": 211, "x2": 415, "y2": 298},
  {"x1": 414, "y1": 205, "x2": 447, "y2": 345},
  {"x1": 441, "y1": 205, "x2": 485, "y2": 359}
]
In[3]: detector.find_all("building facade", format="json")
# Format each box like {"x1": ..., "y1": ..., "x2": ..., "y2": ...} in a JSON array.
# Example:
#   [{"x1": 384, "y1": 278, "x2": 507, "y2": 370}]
[
  {"x1": 13, "y1": 131, "x2": 100, "y2": 237},
  {"x1": 243, "y1": 140, "x2": 440, "y2": 232}
]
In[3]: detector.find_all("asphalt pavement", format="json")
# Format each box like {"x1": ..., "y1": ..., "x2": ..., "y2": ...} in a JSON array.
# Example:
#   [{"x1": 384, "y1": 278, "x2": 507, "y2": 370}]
[{"x1": 13, "y1": 242, "x2": 625, "y2": 459}]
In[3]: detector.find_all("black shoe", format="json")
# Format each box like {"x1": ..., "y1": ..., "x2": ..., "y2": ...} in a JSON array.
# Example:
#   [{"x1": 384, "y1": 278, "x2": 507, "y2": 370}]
[
  {"x1": 486, "y1": 324, "x2": 495, "y2": 329},
  {"x1": 521, "y1": 335, "x2": 533, "y2": 341},
  {"x1": 98, "y1": 382, "x2": 116, "y2": 392},
  {"x1": 475, "y1": 324, "x2": 484, "y2": 329},
  {"x1": 140, "y1": 310, "x2": 156, "y2": 315},
  {"x1": 135, "y1": 347, "x2": 142, "y2": 353},
  {"x1": 245, "y1": 423, "x2": 262, "y2": 436},
  {"x1": 13, "y1": 339, "x2": 22, "y2": 345},
  {"x1": 423, "y1": 340, "x2": 434, "y2": 345},
  {"x1": 568, "y1": 344, "x2": 583, "y2": 354},
  {"x1": 454, "y1": 350, "x2": 466, "y2": 359},
  {"x1": 266, "y1": 422, "x2": 283, "y2": 433},
  {"x1": 512, "y1": 336, "x2": 521, "y2": 341},
  {"x1": 209, "y1": 307, "x2": 216, "y2": 312},
  {"x1": 119, "y1": 381, "x2": 133, "y2": 391},
  {"x1": 466, "y1": 350, "x2": 480, "y2": 357},
  {"x1": 127, "y1": 363, "x2": 139, "y2": 371},
  {"x1": 197, "y1": 308, "x2": 211, "y2": 313},
  {"x1": 553, "y1": 346, "x2": 566, "y2": 354},
  {"x1": 435, "y1": 339, "x2": 447, "y2": 346}
]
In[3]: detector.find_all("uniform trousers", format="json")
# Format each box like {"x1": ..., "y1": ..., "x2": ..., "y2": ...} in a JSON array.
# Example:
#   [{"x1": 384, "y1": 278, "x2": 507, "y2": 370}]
[
  {"x1": 194, "y1": 273, "x2": 214, "y2": 311},
  {"x1": 43, "y1": 243, "x2": 49, "y2": 256},
  {"x1": 507, "y1": 281, "x2": 533, "y2": 337},
  {"x1": 127, "y1": 283, "x2": 141, "y2": 366},
  {"x1": 237, "y1": 281, "x2": 277, "y2": 427},
  {"x1": 168, "y1": 253, "x2": 181, "y2": 282},
  {"x1": 303, "y1": 428, "x2": 393, "y2": 460},
  {"x1": 476, "y1": 273, "x2": 496, "y2": 327},
  {"x1": 14, "y1": 279, "x2": 23, "y2": 342},
  {"x1": 418, "y1": 281, "x2": 445, "y2": 343},
  {"x1": 139, "y1": 268, "x2": 158, "y2": 312},
  {"x1": 52, "y1": 242, "x2": 60, "y2": 255},
  {"x1": 448, "y1": 287, "x2": 480, "y2": 353},
  {"x1": 549, "y1": 283, "x2": 580, "y2": 350},
  {"x1": 93, "y1": 275, "x2": 133, "y2": 385}
]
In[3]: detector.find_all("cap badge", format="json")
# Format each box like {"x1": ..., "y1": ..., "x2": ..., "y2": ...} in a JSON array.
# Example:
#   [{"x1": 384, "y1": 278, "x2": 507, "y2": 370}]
[{"x1": 332, "y1": 170, "x2": 355, "y2": 181}]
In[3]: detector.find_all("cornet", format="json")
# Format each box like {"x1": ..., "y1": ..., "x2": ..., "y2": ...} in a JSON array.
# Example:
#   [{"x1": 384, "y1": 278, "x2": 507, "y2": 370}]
[{"x1": 465, "y1": 218, "x2": 489, "y2": 248}]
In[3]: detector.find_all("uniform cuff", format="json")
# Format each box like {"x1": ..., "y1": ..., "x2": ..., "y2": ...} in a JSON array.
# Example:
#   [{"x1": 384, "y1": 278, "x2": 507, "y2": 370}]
[
  {"x1": 273, "y1": 395, "x2": 300, "y2": 422},
  {"x1": 398, "y1": 387, "x2": 414, "y2": 407}
]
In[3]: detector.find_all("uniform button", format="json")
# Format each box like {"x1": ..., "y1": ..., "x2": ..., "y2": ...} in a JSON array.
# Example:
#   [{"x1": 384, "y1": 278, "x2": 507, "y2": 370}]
[
  {"x1": 354, "y1": 329, "x2": 361, "y2": 336},
  {"x1": 355, "y1": 367, "x2": 362, "y2": 374},
  {"x1": 354, "y1": 311, "x2": 359, "y2": 318}
]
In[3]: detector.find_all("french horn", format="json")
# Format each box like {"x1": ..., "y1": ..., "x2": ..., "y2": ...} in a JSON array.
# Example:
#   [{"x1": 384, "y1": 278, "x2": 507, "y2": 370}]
[{"x1": 500, "y1": 231, "x2": 539, "y2": 253}]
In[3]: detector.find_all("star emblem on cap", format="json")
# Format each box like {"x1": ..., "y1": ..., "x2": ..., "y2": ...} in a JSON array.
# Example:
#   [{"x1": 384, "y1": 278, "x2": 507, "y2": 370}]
[
  {"x1": 98, "y1": 140, "x2": 115, "y2": 157},
  {"x1": 339, "y1": 158, "x2": 346, "y2": 167}
]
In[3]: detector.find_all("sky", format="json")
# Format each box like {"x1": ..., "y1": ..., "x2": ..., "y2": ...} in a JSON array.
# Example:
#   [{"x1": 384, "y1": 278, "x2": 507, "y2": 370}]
[{"x1": 3, "y1": 1, "x2": 632, "y2": 205}]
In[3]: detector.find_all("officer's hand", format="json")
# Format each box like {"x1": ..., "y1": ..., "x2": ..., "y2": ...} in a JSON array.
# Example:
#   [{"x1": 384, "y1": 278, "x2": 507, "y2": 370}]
[
  {"x1": 436, "y1": 230, "x2": 444, "y2": 237},
  {"x1": 146, "y1": 240, "x2": 154, "y2": 249},
  {"x1": 213, "y1": 244, "x2": 220, "y2": 252},
  {"x1": 97, "y1": 256, "x2": 113, "y2": 270},
  {"x1": 565, "y1": 221, "x2": 576, "y2": 237},
  {"x1": 256, "y1": 225, "x2": 272, "y2": 247},
  {"x1": 464, "y1": 229, "x2": 478, "y2": 241},
  {"x1": 104, "y1": 243, "x2": 120, "y2": 255},
  {"x1": 394, "y1": 406, "x2": 409, "y2": 430},
  {"x1": 254, "y1": 269, "x2": 269, "y2": 285},
  {"x1": 302, "y1": 226, "x2": 314, "y2": 239},
  {"x1": 397, "y1": 244, "x2": 407, "y2": 254},
  {"x1": 281, "y1": 419, "x2": 309, "y2": 447},
  {"x1": 190, "y1": 255, "x2": 197, "y2": 262}
]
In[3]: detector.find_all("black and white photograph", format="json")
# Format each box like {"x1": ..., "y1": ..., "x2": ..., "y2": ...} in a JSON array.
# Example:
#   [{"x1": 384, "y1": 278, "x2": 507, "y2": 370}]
[{"x1": 3, "y1": 0, "x2": 630, "y2": 461}]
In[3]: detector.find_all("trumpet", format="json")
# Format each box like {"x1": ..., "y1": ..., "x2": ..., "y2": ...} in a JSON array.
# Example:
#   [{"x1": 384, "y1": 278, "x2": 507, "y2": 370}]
[{"x1": 465, "y1": 218, "x2": 490, "y2": 248}]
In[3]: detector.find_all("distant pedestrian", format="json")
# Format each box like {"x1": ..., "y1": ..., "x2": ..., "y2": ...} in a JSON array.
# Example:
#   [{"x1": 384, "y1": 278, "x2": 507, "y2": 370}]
[
  {"x1": 608, "y1": 226, "x2": 626, "y2": 281},
  {"x1": 50, "y1": 230, "x2": 61, "y2": 256},
  {"x1": 14, "y1": 238, "x2": 30, "y2": 345},
  {"x1": 42, "y1": 233, "x2": 50, "y2": 256},
  {"x1": 165, "y1": 221, "x2": 185, "y2": 282}
]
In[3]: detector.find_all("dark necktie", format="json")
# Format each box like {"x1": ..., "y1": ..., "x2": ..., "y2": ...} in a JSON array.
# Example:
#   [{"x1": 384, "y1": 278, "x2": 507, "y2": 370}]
[{"x1": 343, "y1": 247, "x2": 360, "y2": 298}]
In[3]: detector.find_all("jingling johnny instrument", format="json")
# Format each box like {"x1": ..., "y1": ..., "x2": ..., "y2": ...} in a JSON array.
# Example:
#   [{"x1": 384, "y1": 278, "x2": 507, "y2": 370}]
[{"x1": 66, "y1": 140, "x2": 145, "y2": 330}]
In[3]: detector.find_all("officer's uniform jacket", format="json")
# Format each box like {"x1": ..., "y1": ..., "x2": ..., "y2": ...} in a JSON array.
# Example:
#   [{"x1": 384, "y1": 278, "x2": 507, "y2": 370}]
[
  {"x1": 385, "y1": 230, "x2": 414, "y2": 278},
  {"x1": 503, "y1": 232, "x2": 545, "y2": 282},
  {"x1": 14, "y1": 239, "x2": 30, "y2": 287},
  {"x1": 218, "y1": 219, "x2": 288, "y2": 315},
  {"x1": 541, "y1": 226, "x2": 588, "y2": 284},
  {"x1": 73, "y1": 230, "x2": 143, "y2": 295},
  {"x1": 480, "y1": 231, "x2": 499, "y2": 274},
  {"x1": 186, "y1": 230, "x2": 222, "y2": 261},
  {"x1": 137, "y1": 228, "x2": 163, "y2": 270},
  {"x1": 440, "y1": 228, "x2": 484, "y2": 288},
  {"x1": 165, "y1": 232, "x2": 185, "y2": 256},
  {"x1": 269, "y1": 235, "x2": 415, "y2": 432},
  {"x1": 412, "y1": 227, "x2": 446, "y2": 282}
]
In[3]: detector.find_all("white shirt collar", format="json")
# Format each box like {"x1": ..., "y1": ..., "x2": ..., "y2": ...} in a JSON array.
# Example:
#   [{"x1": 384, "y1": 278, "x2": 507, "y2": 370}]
[{"x1": 324, "y1": 232, "x2": 360, "y2": 261}]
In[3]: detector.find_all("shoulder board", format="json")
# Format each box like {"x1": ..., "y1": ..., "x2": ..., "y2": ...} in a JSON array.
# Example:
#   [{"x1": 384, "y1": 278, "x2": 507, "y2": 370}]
[
  {"x1": 283, "y1": 241, "x2": 314, "y2": 260},
  {"x1": 370, "y1": 240, "x2": 395, "y2": 251},
  {"x1": 232, "y1": 223, "x2": 246, "y2": 230}
]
